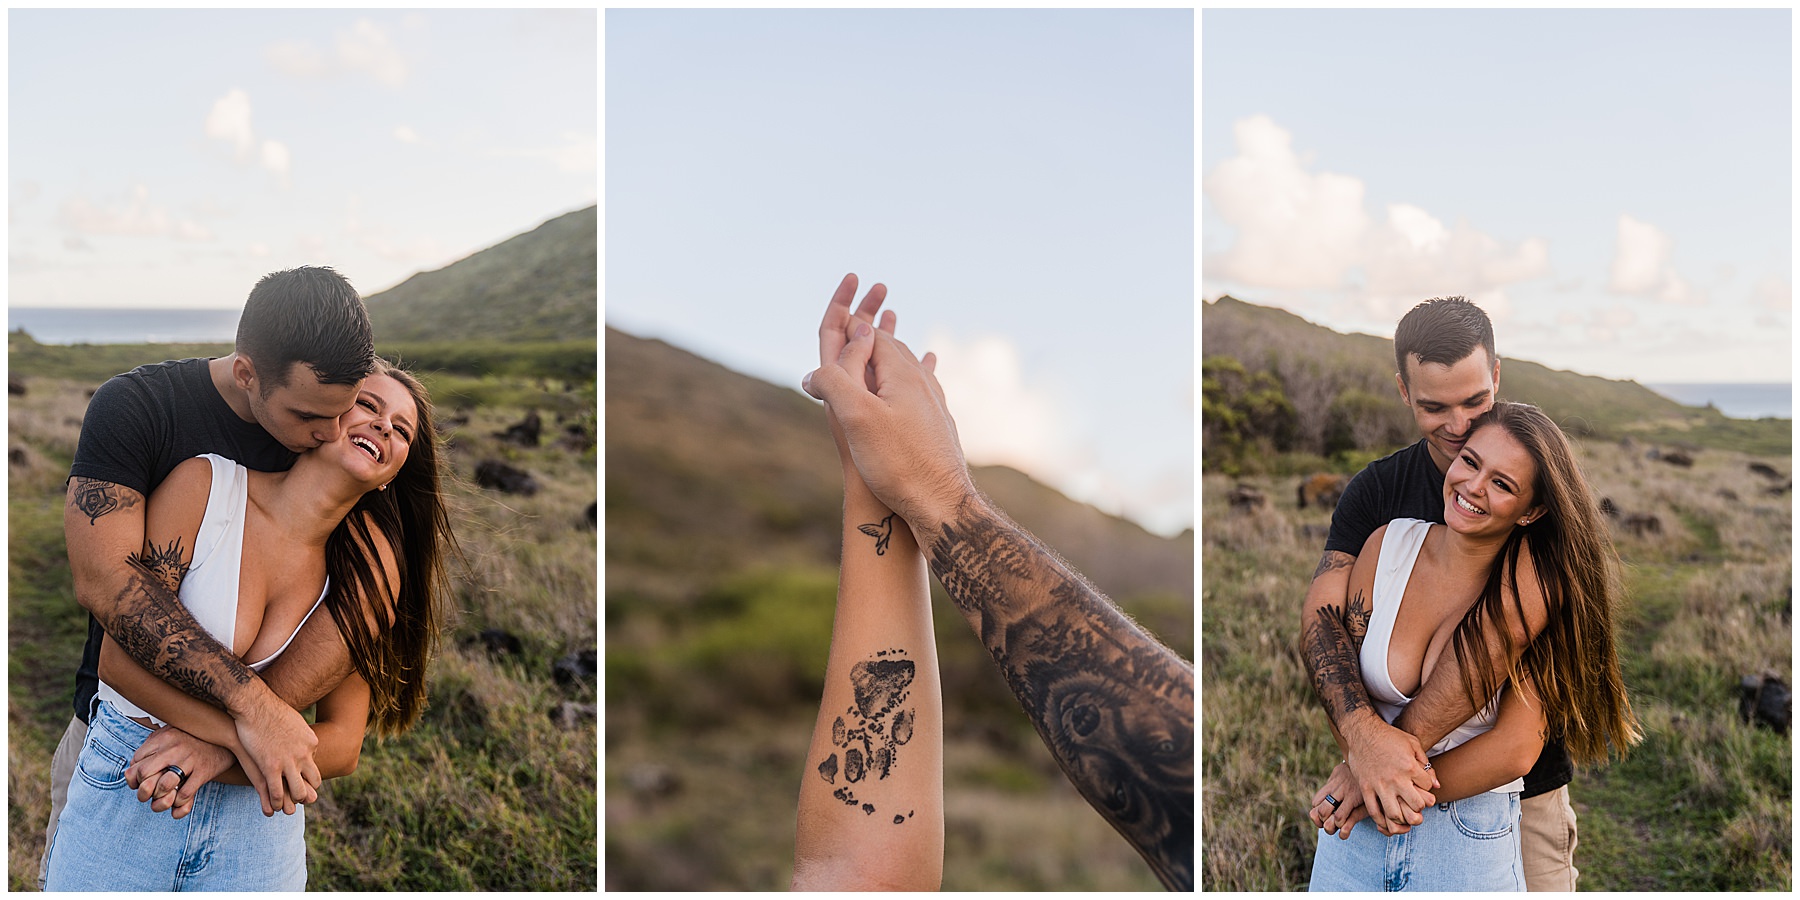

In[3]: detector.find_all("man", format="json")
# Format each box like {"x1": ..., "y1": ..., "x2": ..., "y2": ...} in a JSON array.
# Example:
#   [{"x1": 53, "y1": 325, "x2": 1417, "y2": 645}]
[
  {"x1": 803, "y1": 278, "x2": 1194, "y2": 891},
  {"x1": 1299, "y1": 296, "x2": 1577, "y2": 890},
  {"x1": 46, "y1": 266, "x2": 385, "y2": 880}
]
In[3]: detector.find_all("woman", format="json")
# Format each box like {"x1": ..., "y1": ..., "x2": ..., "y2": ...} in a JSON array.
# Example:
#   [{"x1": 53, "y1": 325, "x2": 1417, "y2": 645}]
[
  {"x1": 43, "y1": 361, "x2": 454, "y2": 891},
  {"x1": 1307, "y1": 401, "x2": 1640, "y2": 891},
  {"x1": 792, "y1": 275, "x2": 945, "y2": 890}
]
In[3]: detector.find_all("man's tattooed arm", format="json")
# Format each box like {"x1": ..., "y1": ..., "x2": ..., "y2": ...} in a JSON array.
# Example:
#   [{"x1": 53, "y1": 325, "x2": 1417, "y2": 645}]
[
  {"x1": 1301, "y1": 550, "x2": 1375, "y2": 731},
  {"x1": 65, "y1": 476, "x2": 254, "y2": 709},
  {"x1": 922, "y1": 494, "x2": 1194, "y2": 892}
]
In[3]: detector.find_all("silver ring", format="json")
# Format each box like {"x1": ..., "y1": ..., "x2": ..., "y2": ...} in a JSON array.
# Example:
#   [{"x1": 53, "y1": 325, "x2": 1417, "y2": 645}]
[{"x1": 1324, "y1": 793, "x2": 1341, "y2": 810}]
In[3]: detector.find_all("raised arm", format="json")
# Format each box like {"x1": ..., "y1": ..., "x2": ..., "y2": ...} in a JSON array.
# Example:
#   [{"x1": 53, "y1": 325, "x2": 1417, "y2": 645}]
[
  {"x1": 794, "y1": 276, "x2": 943, "y2": 891},
  {"x1": 804, "y1": 308, "x2": 1193, "y2": 890},
  {"x1": 66, "y1": 467, "x2": 319, "y2": 816}
]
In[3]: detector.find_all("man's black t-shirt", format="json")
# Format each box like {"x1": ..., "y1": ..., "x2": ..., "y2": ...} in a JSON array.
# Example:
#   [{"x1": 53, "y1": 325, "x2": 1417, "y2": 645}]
[
  {"x1": 1324, "y1": 439, "x2": 1574, "y2": 799},
  {"x1": 66, "y1": 358, "x2": 296, "y2": 724}
]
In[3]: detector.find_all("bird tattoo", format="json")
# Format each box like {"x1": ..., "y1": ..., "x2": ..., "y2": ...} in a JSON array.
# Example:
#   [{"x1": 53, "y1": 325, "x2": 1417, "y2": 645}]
[{"x1": 858, "y1": 514, "x2": 895, "y2": 556}]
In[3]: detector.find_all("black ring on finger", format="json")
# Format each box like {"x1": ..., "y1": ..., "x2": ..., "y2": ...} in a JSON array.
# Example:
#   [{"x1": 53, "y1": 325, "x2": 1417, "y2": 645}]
[
  {"x1": 1324, "y1": 793, "x2": 1341, "y2": 810},
  {"x1": 164, "y1": 764, "x2": 190, "y2": 790}
]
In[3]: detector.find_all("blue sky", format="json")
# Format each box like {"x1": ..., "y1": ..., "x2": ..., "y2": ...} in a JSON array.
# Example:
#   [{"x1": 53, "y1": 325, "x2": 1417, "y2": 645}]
[
  {"x1": 1202, "y1": 9, "x2": 1791, "y2": 385},
  {"x1": 607, "y1": 9, "x2": 1196, "y2": 536},
  {"x1": 10, "y1": 9, "x2": 595, "y2": 309}
]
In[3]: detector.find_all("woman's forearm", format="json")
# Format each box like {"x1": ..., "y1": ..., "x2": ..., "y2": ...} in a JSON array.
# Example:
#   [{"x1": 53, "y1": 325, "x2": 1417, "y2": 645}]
[{"x1": 792, "y1": 468, "x2": 944, "y2": 891}]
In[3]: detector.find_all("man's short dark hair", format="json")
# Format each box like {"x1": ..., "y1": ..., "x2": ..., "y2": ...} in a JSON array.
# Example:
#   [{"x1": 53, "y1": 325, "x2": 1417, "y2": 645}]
[
  {"x1": 1393, "y1": 296, "x2": 1495, "y2": 387},
  {"x1": 235, "y1": 266, "x2": 377, "y2": 391}
]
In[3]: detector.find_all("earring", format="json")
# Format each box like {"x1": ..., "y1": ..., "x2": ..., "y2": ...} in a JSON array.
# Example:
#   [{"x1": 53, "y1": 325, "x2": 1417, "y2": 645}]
[{"x1": 379, "y1": 483, "x2": 389, "y2": 492}]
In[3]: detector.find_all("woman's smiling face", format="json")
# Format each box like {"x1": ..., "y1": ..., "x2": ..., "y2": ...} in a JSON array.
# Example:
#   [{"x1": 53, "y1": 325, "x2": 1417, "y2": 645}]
[
  {"x1": 329, "y1": 372, "x2": 418, "y2": 487},
  {"x1": 1443, "y1": 422, "x2": 1543, "y2": 536}
]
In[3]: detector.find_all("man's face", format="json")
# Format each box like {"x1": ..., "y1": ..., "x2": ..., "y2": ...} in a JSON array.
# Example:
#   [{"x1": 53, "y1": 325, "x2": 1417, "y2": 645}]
[
  {"x1": 245, "y1": 363, "x2": 362, "y2": 453},
  {"x1": 1396, "y1": 351, "x2": 1499, "y2": 475}
]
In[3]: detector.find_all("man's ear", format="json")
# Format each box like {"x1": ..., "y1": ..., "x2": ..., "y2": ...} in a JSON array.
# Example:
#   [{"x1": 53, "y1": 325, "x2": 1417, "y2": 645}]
[
  {"x1": 1394, "y1": 371, "x2": 1411, "y2": 406},
  {"x1": 1490, "y1": 356, "x2": 1502, "y2": 398},
  {"x1": 231, "y1": 355, "x2": 258, "y2": 392}
]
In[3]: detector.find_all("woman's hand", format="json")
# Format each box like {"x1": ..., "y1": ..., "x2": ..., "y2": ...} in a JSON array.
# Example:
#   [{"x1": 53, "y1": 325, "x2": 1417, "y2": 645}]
[{"x1": 126, "y1": 725, "x2": 239, "y2": 819}]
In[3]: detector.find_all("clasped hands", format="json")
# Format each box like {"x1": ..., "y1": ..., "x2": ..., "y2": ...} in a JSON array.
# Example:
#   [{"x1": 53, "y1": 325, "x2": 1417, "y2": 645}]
[
  {"x1": 802, "y1": 273, "x2": 974, "y2": 531},
  {"x1": 1308, "y1": 718, "x2": 1439, "y2": 839},
  {"x1": 123, "y1": 716, "x2": 320, "y2": 820}
]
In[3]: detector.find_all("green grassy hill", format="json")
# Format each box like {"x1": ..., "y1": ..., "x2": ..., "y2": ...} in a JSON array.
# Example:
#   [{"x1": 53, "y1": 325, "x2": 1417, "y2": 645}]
[
  {"x1": 364, "y1": 205, "x2": 596, "y2": 343},
  {"x1": 1203, "y1": 295, "x2": 1789, "y2": 469},
  {"x1": 604, "y1": 325, "x2": 1192, "y2": 890}
]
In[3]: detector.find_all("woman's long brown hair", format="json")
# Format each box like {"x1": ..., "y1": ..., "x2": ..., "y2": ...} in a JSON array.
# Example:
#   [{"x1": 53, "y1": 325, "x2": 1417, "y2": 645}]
[
  {"x1": 1449, "y1": 401, "x2": 1642, "y2": 766},
  {"x1": 322, "y1": 361, "x2": 456, "y2": 736}
]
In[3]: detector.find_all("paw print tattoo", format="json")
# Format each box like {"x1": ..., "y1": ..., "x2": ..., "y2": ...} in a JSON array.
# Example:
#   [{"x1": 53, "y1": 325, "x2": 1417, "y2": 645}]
[{"x1": 816, "y1": 649, "x2": 917, "y2": 823}]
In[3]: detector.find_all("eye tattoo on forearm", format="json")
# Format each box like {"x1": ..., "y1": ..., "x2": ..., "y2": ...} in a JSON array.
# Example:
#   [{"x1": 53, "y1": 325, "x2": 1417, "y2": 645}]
[
  {"x1": 857, "y1": 514, "x2": 895, "y2": 556},
  {"x1": 816, "y1": 648, "x2": 916, "y2": 823}
]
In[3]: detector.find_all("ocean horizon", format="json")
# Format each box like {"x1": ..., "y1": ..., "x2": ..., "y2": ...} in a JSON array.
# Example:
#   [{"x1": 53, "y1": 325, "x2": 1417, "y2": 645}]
[
  {"x1": 11, "y1": 307, "x2": 240, "y2": 345},
  {"x1": 1645, "y1": 382, "x2": 1792, "y2": 421}
]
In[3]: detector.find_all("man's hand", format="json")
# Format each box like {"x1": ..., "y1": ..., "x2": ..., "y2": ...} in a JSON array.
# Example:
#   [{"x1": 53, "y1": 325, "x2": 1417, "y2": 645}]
[
  {"x1": 230, "y1": 687, "x2": 321, "y2": 816},
  {"x1": 803, "y1": 312, "x2": 969, "y2": 533},
  {"x1": 1309, "y1": 762, "x2": 1371, "y2": 839},
  {"x1": 1341, "y1": 716, "x2": 1437, "y2": 835},
  {"x1": 127, "y1": 725, "x2": 237, "y2": 819}
]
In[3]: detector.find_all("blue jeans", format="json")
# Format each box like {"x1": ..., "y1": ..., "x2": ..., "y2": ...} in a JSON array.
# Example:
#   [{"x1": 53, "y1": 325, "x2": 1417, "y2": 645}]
[
  {"x1": 42, "y1": 701, "x2": 307, "y2": 891},
  {"x1": 1309, "y1": 791, "x2": 1525, "y2": 891}
]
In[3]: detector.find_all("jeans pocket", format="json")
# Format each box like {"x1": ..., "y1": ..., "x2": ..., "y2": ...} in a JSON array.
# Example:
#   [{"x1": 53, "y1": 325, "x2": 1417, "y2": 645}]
[
  {"x1": 73, "y1": 733, "x2": 131, "y2": 790},
  {"x1": 1448, "y1": 793, "x2": 1517, "y2": 840}
]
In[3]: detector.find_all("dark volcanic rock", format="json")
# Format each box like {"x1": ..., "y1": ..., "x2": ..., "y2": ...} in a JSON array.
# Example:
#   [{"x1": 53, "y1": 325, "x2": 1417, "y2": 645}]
[{"x1": 476, "y1": 459, "x2": 539, "y2": 495}]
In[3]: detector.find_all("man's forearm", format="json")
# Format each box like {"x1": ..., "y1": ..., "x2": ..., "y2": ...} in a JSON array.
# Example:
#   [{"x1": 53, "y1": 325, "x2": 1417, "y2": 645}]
[
  {"x1": 919, "y1": 493, "x2": 1193, "y2": 892},
  {"x1": 1300, "y1": 553, "x2": 1382, "y2": 737},
  {"x1": 99, "y1": 562, "x2": 261, "y2": 716}
]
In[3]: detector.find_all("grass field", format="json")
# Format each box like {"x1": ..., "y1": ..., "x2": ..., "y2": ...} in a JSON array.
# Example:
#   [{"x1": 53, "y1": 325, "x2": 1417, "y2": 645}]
[
  {"x1": 7, "y1": 356, "x2": 598, "y2": 891},
  {"x1": 1201, "y1": 436, "x2": 1792, "y2": 890}
]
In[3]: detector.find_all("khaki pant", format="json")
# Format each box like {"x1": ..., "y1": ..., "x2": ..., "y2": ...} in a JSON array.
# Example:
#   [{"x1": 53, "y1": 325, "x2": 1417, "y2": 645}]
[
  {"x1": 1519, "y1": 786, "x2": 1578, "y2": 891},
  {"x1": 40, "y1": 716, "x2": 86, "y2": 889}
]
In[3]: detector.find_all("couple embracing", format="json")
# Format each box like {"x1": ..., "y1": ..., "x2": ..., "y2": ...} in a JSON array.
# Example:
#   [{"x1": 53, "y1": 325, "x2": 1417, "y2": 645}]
[
  {"x1": 1302, "y1": 297, "x2": 1642, "y2": 890},
  {"x1": 40, "y1": 267, "x2": 456, "y2": 890}
]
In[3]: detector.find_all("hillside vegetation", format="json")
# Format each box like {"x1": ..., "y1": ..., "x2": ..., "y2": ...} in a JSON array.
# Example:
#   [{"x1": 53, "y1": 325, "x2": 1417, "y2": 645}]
[
  {"x1": 364, "y1": 205, "x2": 596, "y2": 343},
  {"x1": 1202, "y1": 295, "x2": 1789, "y2": 475},
  {"x1": 1200, "y1": 296, "x2": 1790, "y2": 890},
  {"x1": 604, "y1": 326, "x2": 1192, "y2": 890}
]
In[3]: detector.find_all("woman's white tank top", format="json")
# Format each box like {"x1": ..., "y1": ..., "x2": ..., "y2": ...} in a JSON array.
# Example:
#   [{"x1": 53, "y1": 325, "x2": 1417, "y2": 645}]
[
  {"x1": 1358, "y1": 517, "x2": 1523, "y2": 794},
  {"x1": 97, "y1": 454, "x2": 327, "y2": 725}
]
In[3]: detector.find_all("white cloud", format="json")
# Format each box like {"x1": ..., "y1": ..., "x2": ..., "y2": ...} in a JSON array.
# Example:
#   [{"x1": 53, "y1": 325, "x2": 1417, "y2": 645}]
[
  {"x1": 205, "y1": 89, "x2": 255, "y2": 158},
  {"x1": 1608, "y1": 214, "x2": 1705, "y2": 306},
  {"x1": 1751, "y1": 276, "x2": 1790, "y2": 311},
  {"x1": 339, "y1": 19, "x2": 408, "y2": 87},
  {"x1": 1203, "y1": 115, "x2": 1370, "y2": 290},
  {"x1": 393, "y1": 125, "x2": 420, "y2": 144},
  {"x1": 59, "y1": 186, "x2": 214, "y2": 242},
  {"x1": 261, "y1": 140, "x2": 292, "y2": 183},
  {"x1": 249, "y1": 242, "x2": 271, "y2": 258},
  {"x1": 923, "y1": 331, "x2": 1069, "y2": 480},
  {"x1": 267, "y1": 19, "x2": 408, "y2": 88},
  {"x1": 1205, "y1": 115, "x2": 1551, "y2": 318}
]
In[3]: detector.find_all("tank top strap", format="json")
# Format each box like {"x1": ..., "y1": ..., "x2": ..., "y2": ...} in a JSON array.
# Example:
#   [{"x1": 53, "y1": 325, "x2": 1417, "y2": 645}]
[{"x1": 1360, "y1": 518, "x2": 1434, "y2": 705}]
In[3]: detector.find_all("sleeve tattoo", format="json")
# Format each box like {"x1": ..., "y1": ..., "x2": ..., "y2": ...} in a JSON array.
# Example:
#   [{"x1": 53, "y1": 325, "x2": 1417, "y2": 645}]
[
  {"x1": 1303, "y1": 551, "x2": 1375, "y2": 727},
  {"x1": 925, "y1": 497, "x2": 1193, "y2": 891}
]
